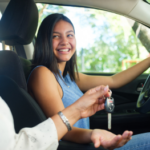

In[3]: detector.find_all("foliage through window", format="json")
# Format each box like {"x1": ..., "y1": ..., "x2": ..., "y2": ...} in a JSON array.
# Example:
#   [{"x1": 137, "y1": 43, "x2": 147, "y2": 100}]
[
  {"x1": 36, "y1": 3, "x2": 150, "y2": 73},
  {"x1": 145, "y1": 0, "x2": 150, "y2": 4}
]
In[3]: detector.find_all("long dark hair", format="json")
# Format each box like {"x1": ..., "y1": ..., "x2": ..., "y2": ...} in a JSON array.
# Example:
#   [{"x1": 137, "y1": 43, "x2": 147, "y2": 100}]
[{"x1": 32, "y1": 13, "x2": 78, "y2": 81}]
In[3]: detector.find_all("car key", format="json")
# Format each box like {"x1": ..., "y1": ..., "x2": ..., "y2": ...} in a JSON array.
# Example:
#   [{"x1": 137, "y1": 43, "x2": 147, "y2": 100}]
[{"x1": 104, "y1": 97, "x2": 115, "y2": 130}]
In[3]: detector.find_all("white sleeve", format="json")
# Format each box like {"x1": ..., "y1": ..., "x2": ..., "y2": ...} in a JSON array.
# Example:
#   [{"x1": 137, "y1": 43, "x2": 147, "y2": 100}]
[
  {"x1": 0, "y1": 97, "x2": 58, "y2": 150},
  {"x1": 14, "y1": 118, "x2": 58, "y2": 150}
]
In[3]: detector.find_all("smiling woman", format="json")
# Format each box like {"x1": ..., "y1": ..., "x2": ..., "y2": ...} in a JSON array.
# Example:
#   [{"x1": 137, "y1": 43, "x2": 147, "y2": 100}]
[
  {"x1": 1, "y1": 0, "x2": 150, "y2": 150},
  {"x1": 52, "y1": 20, "x2": 76, "y2": 64},
  {"x1": 26, "y1": 12, "x2": 150, "y2": 150}
]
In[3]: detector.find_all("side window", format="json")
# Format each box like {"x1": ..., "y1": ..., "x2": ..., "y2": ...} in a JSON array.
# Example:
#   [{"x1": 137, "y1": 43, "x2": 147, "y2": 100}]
[{"x1": 37, "y1": 3, "x2": 150, "y2": 74}]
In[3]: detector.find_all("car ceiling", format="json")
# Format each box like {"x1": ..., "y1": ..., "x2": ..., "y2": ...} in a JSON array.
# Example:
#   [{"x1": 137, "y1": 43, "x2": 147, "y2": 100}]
[{"x1": 0, "y1": 0, "x2": 150, "y2": 27}]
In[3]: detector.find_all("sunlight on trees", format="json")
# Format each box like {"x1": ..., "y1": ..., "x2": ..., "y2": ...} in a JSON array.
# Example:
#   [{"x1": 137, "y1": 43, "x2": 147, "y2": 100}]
[
  {"x1": 36, "y1": 3, "x2": 68, "y2": 35},
  {"x1": 146, "y1": 0, "x2": 150, "y2": 3}
]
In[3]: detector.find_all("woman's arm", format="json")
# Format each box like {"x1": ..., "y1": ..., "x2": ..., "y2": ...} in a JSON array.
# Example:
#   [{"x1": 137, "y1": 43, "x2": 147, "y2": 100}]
[
  {"x1": 28, "y1": 67, "x2": 112, "y2": 144},
  {"x1": 52, "y1": 106, "x2": 93, "y2": 142},
  {"x1": 76, "y1": 57, "x2": 150, "y2": 91},
  {"x1": 0, "y1": 85, "x2": 131, "y2": 150},
  {"x1": 0, "y1": 96, "x2": 59, "y2": 150},
  {"x1": 28, "y1": 66, "x2": 94, "y2": 143},
  {"x1": 0, "y1": 86, "x2": 106, "y2": 150},
  {"x1": 28, "y1": 66, "x2": 132, "y2": 149}
]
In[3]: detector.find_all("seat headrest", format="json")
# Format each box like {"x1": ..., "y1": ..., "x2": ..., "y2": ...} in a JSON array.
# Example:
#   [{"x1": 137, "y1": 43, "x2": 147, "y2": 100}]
[{"x1": 0, "y1": 0, "x2": 38, "y2": 45}]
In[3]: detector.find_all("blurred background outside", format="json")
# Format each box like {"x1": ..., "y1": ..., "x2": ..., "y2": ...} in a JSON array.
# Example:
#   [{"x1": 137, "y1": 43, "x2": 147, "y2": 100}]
[{"x1": 1, "y1": 4, "x2": 150, "y2": 74}]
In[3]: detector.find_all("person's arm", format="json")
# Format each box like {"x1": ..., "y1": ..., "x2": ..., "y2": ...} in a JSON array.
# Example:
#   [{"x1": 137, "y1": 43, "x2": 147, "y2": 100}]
[
  {"x1": 0, "y1": 85, "x2": 130, "y2": 150},
  {"x1": 0, "y1": 96, "x2": 58, "y2": 150},
  {"x1": 76, "y1": 57, "x2": 150, "y2": 91},
  {"x1": 0, "y1": 96, "x2": 89, "y2": 150},
  {"x1": 0, "y1": 85, "x2": 106, "y2": 150},
  {"x1": 28, "y1": 66, "x2": 94, "y2": 143},
  {"x1": 28, "y1": 66, "x2": 133, "y2": 150}
]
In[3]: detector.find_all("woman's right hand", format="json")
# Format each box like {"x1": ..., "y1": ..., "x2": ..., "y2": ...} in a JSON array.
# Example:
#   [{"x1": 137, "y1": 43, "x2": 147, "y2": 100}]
[{"x1": 74, "y1": 85, "x2": 111, "y2": 119}]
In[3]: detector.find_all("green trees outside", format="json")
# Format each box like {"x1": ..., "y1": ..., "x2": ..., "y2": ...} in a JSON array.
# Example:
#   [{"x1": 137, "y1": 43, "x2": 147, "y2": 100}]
[
  {"x1": 146, "y1": 0, "x2": 150, "y2": 3},
  {"x1": 75, "y1": 9, "x2": 149, "y2": 73},
  {"x1": 36, "y1": 3, "x2": 68, "y2": 34},
  {"x1": 37, "y1": 4, "x2": 150, "y2": 73}
]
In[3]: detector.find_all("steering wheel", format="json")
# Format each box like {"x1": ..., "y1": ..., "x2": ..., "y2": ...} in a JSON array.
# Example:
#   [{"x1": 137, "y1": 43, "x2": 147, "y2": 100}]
[{"x1": 136, "y1": 74, "x2": 150, "y2": 113}]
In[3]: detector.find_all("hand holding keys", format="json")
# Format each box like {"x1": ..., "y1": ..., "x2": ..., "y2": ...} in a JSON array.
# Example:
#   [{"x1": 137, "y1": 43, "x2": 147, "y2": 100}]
[{"x1": 104, "y1": 96, "x2": 115, "y2": 130}]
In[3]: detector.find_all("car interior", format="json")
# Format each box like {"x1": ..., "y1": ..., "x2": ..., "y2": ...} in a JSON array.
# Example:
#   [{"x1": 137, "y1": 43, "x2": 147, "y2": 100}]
[{"x1": 0, "y1": 0, "x2": 150, "y2": 150}]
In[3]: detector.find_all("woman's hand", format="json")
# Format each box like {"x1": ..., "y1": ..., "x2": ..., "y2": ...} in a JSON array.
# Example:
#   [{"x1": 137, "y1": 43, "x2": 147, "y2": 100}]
[
  {"x1": 74, "y1": 85, "x2": 111, "y2": 119},
  {"x1": 91, "y1": 129, "x2": 133, "y2": 150}
]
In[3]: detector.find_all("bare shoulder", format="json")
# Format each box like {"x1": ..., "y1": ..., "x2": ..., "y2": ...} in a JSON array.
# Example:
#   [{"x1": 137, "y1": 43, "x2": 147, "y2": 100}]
[
  {"x1": 32, "y1": 66, "x2": 54, "y2": 76},
  {"x1": 30, "y1": 66, "x2": 55, "y2": 81},
  {"x1": 28, "y1": 66, "x2": 57, "y2": 90},
  {"x1": 28, "y1": 66, "x2": 64, "y2": 117}
]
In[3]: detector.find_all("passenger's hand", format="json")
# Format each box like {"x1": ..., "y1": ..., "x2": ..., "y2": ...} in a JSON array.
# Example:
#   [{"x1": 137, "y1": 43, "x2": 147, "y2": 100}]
[
  {"x1": 91, "y1": 129, "x2": 133, "y2": 150},
  {"x1": 74, "y1": 85, "x2": 110, "y2": 119}
]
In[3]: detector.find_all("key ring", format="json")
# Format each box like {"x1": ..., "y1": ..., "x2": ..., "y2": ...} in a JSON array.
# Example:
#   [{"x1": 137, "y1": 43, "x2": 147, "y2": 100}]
[{"x1": 108, "y1": 90, "x2": 112, "y2": 97}]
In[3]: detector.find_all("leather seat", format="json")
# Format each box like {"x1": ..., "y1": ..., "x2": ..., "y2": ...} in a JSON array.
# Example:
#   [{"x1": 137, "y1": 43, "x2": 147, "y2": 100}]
[
  {"x1": 19, "y1": 56, "x2": 32, "y2": 81},
  {"x1": 0, "y1": 0, "x2": 46, "y2": 133}
]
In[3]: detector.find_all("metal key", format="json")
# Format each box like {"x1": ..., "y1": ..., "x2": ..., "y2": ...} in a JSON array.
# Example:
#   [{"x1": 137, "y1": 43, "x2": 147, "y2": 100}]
[{"x1": 104, "y1": 97, "x2": 115, "y2": 130}]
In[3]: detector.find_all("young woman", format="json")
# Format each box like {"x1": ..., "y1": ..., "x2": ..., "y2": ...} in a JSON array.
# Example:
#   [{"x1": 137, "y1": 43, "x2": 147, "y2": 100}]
[{"x1": 28, "y1": 13, "x2": 150, "y2": 150}]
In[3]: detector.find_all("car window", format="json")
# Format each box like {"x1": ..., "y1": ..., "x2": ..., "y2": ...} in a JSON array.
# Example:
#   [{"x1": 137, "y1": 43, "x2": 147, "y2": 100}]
[
  {"x1": 36, "y1": 3, "x2": 150, "y2": 74},
  {"x1": 145, "y1": 0, "x2": 150, "y2": 4}
]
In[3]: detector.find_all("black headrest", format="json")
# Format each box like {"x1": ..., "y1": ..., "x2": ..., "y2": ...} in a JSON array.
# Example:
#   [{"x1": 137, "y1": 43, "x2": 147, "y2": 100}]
[
  {"x1": 0, "y1": 0, "x2": 38, "y2": 45},
  {"x1": 0, "y1": 51, "x2": 27, "y2": 91}
]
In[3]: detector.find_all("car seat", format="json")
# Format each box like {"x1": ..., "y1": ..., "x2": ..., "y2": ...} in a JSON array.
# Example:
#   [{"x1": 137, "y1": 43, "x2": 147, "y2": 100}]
[
  {"x1": 0, "y1": 0, "x2": 107, "y2": 149},
  {"x1": 0, "y1": 0, "x2": 47, "y2": 133}
]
